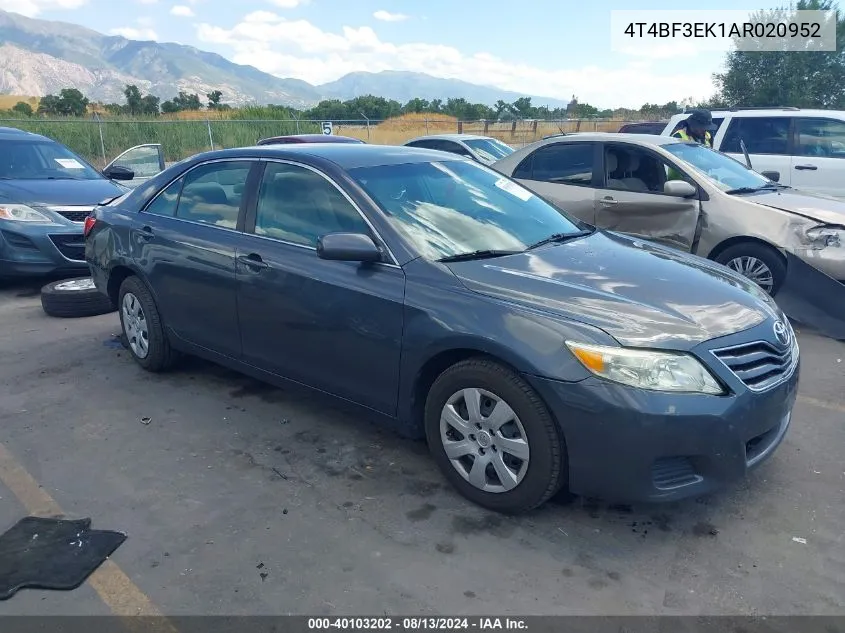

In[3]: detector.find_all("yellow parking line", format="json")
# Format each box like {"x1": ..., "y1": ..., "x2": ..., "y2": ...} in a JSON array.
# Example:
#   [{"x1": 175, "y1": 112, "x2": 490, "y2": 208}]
[
  {"x1": 797, "y1": 395, "x2": 845, "y2": 414},
  {"x1": 0, "y1": 442, "x2": 177, "y2": 630}
]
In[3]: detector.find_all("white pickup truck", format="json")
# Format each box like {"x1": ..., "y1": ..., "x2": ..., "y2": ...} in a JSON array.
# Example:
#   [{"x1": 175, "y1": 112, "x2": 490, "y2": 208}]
[{"x1": 661, "y1": 108, "x2": 845, "y2": 198}]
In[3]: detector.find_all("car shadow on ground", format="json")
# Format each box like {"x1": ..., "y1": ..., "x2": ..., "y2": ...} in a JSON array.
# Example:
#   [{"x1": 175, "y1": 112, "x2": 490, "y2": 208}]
[{"x1": 156, "y1": 353, "x2": 753, "y2": 552}]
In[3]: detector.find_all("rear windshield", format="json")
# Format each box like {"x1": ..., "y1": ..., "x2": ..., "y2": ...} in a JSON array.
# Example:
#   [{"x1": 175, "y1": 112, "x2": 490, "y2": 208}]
[{"x1": 0, "y1": 140, "x2": 103, "y2": 181}]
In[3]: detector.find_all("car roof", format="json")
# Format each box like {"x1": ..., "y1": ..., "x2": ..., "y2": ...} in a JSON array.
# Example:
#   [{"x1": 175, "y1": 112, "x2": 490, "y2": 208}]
[
  {"x1": 670, "y1": 108, "x2": 845, "y2": 120},
  {"x1": 524, "y1": 132, "x2": 684, "y2": 147},
  {"x1": 257, "y1": 134, "x2": 363, "y2": 144},
  {"x1": 405, "y1": 133, "x2": 498, "y2": 143},
  {"x1": 0, "y1": 127, "x2": 49, "y2": 142},
  {"x1": 186, "y1": 143, "x2": 468, "y2": 170}
]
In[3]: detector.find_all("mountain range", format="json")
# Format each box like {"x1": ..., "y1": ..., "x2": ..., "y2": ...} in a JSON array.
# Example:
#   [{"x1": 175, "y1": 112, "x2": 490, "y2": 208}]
[{"x1": 0, "y1": 9, "x2": 570, "y2": 109}]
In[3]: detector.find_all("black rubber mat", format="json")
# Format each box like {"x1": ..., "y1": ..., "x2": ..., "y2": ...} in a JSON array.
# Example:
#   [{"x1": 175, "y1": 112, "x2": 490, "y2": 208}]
[{"x1": 0, "y1": 516, "x2": 126, "y2": 600}]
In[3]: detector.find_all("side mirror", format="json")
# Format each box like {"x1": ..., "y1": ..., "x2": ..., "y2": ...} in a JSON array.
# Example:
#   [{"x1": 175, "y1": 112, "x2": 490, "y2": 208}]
[
  {"x1": 103, "y1": 165, "x2": 135, "y2": 181},
  {"x1": 761, "y1": 170, "x2": 780, "y2": 182},
  {"x1": 316, "y1": 233, "x2": 382, "y2": 263},
  {"x1": 664, "y1": 180, "x2": 697, "y2": 198}
]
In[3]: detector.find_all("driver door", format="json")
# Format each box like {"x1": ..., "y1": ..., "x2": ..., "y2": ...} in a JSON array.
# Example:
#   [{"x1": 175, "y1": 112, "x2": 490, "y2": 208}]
[
  {"x1": 104, "y1": 144, "x2": 165, "y2": 188},
  {"x1": 593, "y1": 142, "x2": 702, "y2": 252}
]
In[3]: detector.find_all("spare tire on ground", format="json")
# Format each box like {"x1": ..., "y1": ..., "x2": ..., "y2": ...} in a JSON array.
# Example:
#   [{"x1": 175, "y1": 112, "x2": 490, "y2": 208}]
[{"x1": 40, "y1": 277, "x2": 116, "y2": 318}]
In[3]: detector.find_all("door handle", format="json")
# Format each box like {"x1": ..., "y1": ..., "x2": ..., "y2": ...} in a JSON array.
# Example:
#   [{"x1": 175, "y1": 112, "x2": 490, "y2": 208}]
[
  {"x1": 237, "y1": 253, "x2": 269, "y2": 271},
  {"x1": 136, "y1": 226, "x2": 154, "y2": 240},
  {"x1": 599, "y1": 197, "x2": 618, "y2": 205},
  {"x1": 794, "y1": 164, "x2": 818, "y2": 170}
]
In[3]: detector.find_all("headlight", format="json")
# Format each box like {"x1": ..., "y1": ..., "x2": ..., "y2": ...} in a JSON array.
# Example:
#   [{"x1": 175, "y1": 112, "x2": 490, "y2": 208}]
[
  {"x1": 0, "y1": 204, "x2": 56, "y2": 223},
  {"x1": 805, "y1": 225, "x2": 844, "y2": 248},
  {"x1": 566, "y1": 341, "x2": 724, "y2": 394}
]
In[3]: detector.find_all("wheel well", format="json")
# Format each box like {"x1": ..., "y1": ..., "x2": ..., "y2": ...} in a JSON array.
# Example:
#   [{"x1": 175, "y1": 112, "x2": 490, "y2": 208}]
[
  {"x1": 410, "y1": 349, "x2": 523, "y2": 437},
  {"x1": 106, "y1": 265, "x2": 136, "y2": 306},
  {"x1": 707, "y1": 236, "x2": 786, "y2": 264}
]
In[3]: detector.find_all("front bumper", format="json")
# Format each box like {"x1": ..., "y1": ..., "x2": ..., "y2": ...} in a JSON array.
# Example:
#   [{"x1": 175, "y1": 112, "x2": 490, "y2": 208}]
[
  {"x1": 0, "y1": 223, "x2": 89, "y2": 278},
  {"x1": 793, "y1": 246, "x2": 845, "y2": 281},
  {"x1": 527, "y1": 324, "x2": 800, "y2": 503}
]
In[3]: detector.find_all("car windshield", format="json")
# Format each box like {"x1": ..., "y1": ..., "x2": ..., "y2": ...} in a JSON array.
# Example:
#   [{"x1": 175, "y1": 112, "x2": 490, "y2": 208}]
[
  {"x1": 463, "y1": 138, "x2": 514, "y2": 161},
  {"x1": 662, "y1": 142, "x2": 774, "y2": 192},
  {"x1": 348, "y1": 159, "x2": 584, "y2": 260},
  {"x1": 0, "y1": 140, "x2": 103, "y2": 181}
]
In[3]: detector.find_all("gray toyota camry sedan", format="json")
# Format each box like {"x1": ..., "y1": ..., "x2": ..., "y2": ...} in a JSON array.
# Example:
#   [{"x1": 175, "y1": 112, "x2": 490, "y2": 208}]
[{"x1": 85, "y1": 143, "x2": 799, "y2": 514}]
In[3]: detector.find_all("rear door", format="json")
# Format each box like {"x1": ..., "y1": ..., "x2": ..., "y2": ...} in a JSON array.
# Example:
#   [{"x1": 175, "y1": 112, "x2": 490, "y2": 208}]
[
  {"x1": 134, "y1": 159, "x2": 256, "y2": 358},
  {"x1": 510, "y1": 141, "x2": 600, "y2": 223},
  {"x1": 717, "y1": 116, "x2": 792, "y2": 185},
  {"x1": 790, "y1": 117, "x2": 845, "y2": 197},
  {"x1": 592, "y1": 142, "x2": 701, "y2": 252},
  {"x1": 105, "y1": 144, "x2": 165, "y2": 188}
]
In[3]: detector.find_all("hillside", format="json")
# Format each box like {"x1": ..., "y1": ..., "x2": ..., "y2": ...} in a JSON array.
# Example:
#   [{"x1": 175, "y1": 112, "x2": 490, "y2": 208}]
[
  {"x1": 0, "y1": 9, "x2": 568, "y2": 109},
  {"x1": 318, "y1": 71, "x2": 570, "y2": 109}
]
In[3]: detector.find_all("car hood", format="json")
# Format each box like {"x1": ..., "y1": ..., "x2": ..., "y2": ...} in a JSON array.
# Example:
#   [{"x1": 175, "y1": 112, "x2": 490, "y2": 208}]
[
  {"x1": 0, "y1": 178, "x2": 125, "y2": 207},
  {"x1": 746, "y1": 188, "x2": 845, "y2": 225},
  {"x1": 446, "y1": 231, "x2": 781, "y2": 349}
]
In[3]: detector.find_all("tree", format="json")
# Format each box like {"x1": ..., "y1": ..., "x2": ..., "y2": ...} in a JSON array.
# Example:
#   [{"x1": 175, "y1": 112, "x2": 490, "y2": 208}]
[
  {"x1": 175, "y1": 92, "x2": 203, "y2": 110},
  {"x1": 124, "y1": 84, "x2": 144, "y2": 115},
  {"x1": 141, "y1": 94, "x2": 161, "y2": 115},
  {"x1": 205, "y1": 90, "x2": 223, "y2": 110},
  {"x1": 714, "y1": 0, "x2": 845, "y2": 108},
  {"x1": 36, "y1": 89, "x2": 88, "y2": 116},
  {"x1": 11, "y1": 101, "x2": 33, "y2": 116},
  {"x1": 160, "y1": 100, "x2": 179, "y2": 114}
]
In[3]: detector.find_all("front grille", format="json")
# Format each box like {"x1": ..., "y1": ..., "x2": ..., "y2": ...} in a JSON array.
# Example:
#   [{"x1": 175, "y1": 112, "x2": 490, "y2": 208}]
[
  {"x1": 711, "y1": 339, "x2": 797, "y2": 391},
  {"x1": 46, "y1": 206, "x2": 94, "y2": 223},
  {"x1": 652, "y1": 457, "x2": 702, "y2": 490},
  {"x1": 49, "y1": 233, "x2": 86, "y2": 261}
]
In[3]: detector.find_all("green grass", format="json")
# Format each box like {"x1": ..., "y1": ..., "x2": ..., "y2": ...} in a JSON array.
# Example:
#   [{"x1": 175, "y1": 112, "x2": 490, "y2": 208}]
[{"x1": 0, "y1": 115, "x2": 320, "y2": 165}]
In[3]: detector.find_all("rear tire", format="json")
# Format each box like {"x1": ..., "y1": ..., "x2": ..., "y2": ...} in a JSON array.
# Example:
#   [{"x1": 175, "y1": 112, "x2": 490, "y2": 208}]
[
  {"x1": 118, "y1": 275, "x2": 176, "y2": 372},
  {"x1": 40, "y1": 277, "x2": 116, "y2": 318},
  {"x1": 424, "y1": 358, "x2": 566, "y2": 514},
  {"x1": 714, "y1": 242, "x2": 786, "y2": 296}
]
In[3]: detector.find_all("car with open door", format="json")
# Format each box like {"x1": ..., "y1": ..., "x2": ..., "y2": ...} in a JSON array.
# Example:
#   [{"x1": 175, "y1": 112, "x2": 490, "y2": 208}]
[
  {"x1": 0, "y1": 127, "x2": 155, "y2": 280},
  {"x1": 492, "y1": 133, "x2": 845, "y2": 297},
  {"x1": 85, "y1": 143, "x2": 797, "y2": 514},
  {"x1": 103, "y1": 143, "x2": 166, "y2": 189}
]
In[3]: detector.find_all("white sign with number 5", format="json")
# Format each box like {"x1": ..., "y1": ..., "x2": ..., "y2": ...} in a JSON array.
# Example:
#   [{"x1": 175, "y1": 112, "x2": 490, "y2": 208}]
[{"x1": 321, "y1": 121, "x2": 333, "y2": 135}]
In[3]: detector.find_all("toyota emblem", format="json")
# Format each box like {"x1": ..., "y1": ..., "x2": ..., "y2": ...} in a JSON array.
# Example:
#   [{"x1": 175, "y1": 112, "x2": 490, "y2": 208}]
[{"x1": 773, "y1": 320, "x2": 789, "y2": 346}]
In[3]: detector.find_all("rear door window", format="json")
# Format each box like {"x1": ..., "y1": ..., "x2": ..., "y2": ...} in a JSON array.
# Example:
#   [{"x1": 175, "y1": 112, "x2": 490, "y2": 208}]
[{"x1": 794, "y1": 118, "x2": 845, "y2": 158}]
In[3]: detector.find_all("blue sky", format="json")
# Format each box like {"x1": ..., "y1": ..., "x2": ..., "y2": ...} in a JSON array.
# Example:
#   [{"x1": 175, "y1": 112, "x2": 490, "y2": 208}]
[{"x1": 5, "y1": 0, "x2": 788, "y2": 108}]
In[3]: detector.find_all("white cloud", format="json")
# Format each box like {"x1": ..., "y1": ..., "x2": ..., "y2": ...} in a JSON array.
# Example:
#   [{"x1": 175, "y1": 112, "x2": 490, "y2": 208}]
[
  {"x1": 196, "y1": 13, "x2": 715, "y2": 107},
  {"x1": 0, "y1": 0, "x2": 86, "y2": 17},
  {"x1": 268, "y1": 0, "x2": 308, "y2": 8},
  {"x1": 373, "y1": 10, "x2": 409, "y2": 22},
  {"x1": 170, "y1": 4, "x2": 194, "y2": 16},
  {"x1": 110, "y1": 26, "x2": 158, "y2": 40}
]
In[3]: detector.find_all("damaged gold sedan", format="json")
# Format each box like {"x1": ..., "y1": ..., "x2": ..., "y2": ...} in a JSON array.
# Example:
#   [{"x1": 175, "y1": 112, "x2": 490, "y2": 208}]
[{"x1": 492, "y1": 133, "x2": 845, "y2": 298}]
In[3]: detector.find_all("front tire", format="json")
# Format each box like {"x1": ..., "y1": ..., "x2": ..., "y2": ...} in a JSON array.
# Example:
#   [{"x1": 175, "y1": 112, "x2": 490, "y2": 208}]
[
  {"x1": 424, "y1": 359, "x2": 566, "y2": 514},
  {"x1": 118, "y1": 276, "x2": 176, "y2": 372},
  {"x1": 715, "y1": 242, "x2": 786, "y2": 296}
]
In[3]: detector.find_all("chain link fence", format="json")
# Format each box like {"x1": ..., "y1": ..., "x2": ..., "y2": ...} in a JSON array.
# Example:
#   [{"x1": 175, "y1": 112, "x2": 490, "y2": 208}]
[{"x1": 0, "y1": 116, "x2": 644, "y2": 167}]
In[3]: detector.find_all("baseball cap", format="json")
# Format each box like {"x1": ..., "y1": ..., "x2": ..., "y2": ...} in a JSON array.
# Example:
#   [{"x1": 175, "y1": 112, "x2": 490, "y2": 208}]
[{"x1": 687, "y1": 109, "x2": 717, "y2": 131}]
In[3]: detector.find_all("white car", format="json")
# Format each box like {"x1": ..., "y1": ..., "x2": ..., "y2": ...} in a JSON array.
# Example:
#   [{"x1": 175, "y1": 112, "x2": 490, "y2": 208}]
[
  {"x1": 662, "y1": 108, "x2": 845, "y2": 198},
  {"x1": 403, "y1": 134, "x2": 514, "y2": 165}
]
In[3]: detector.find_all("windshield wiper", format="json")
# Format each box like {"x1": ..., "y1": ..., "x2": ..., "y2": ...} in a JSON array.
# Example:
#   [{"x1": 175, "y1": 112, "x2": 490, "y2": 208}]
[
  {"x1": 725, "y1": 185, "x2": 779, "y2": 195},
  {"x1": 527, "y1": 229, "x2": 594, "y2": 251},
  {"x1": 437, "y1": 249, "x2": 522, "y2": 263}
]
